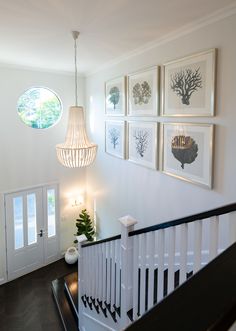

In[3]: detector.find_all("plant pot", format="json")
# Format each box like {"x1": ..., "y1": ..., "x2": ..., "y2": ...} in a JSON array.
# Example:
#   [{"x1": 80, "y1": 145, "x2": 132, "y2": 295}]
[{"x1": 65, "y1": 247, "x2": 79, "y2": 264}]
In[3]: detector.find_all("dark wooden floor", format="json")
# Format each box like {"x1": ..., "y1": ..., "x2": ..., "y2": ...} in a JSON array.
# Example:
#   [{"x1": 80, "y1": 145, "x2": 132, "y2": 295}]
[{"x1": 0, "y1": 259, "x2": 77, "y2": 331}]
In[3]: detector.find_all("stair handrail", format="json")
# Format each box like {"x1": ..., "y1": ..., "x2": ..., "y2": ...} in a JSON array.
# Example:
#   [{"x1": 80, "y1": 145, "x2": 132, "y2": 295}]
[
  {"x1": 129, "y1": 202, "x2": 236, "y2": 237},
  {"x1": 82, "y1": 234, "x2": 121, "y2": 247},
  {"x1": 81, "y1": 203, "x2": 236, "y2": 247}
]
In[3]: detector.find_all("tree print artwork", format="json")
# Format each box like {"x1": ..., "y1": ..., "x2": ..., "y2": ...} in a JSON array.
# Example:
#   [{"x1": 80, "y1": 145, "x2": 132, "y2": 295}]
[
  {"x1": 109, "y1": 128, "x2": 120, "y2": 149},
  {"x1": 133, "y1": 130, "x2": 149, "y2": 157},
  {"x1": 170, "y1": 67, "x2": 202, "y2": 105},
  {"x1": 109, "y1": 86, "x2": 120, "y2": 109},
  {"x1": 171, "y1": 135, "x2": 198, "y2": 169},
  {"x1": 132, "y1": 81, "x2": 152, "y2": 105}
]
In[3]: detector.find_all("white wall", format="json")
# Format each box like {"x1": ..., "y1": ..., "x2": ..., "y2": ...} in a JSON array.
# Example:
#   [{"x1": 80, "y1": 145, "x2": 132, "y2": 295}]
[
  {"x1": 0, "y1": 66, "x2": 85, "y2": 284},
  {"x1": 85, "y1": 14, "x2": 236, "y2": 239}
]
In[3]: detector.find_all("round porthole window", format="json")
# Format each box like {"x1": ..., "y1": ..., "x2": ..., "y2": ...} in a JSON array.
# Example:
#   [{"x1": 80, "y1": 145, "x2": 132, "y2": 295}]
[{"x1": 17, "y1": 87, "x2": 62, "y2": 129}]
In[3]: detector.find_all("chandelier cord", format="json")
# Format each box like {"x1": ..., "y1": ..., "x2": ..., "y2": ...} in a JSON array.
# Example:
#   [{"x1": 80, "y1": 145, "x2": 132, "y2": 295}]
[{"x1": 74, "y1": 35, "x2": 78, "y2": 107}]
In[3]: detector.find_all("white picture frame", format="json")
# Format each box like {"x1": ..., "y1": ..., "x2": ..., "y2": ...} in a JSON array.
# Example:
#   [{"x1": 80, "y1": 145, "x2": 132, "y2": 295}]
[
  {"x1": 127, "y1": 66, "x2": 159, "y2": 116},
  {"x1": 160, "y1": 122, "x2": 214, "y2": 188},
  {"x1": 105, "y1": 76, "x2": 126, "y2": 116},
  {"x1": 162, "y1": 49, "x2": 216, "y2": 117},
  {"x1": 128, "y1": 121, "x2": 158, "y2": 169},
  {"x1": 105, "y1": 120, "x2": 126, "y2": 159}
]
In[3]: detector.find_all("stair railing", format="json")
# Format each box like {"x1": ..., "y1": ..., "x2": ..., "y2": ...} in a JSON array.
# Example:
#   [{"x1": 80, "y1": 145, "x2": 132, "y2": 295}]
[
  {"x1": 77, "y1": 203, "x2": 236, "y2": 331},
  {"x1": 125, "y1": 242, "x2": 236, "y2": 331}
]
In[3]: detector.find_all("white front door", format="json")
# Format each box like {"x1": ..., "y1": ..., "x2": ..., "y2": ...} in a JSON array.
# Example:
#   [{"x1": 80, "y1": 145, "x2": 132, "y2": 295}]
[{"x1": 5, "y1": 184, "x2": 60, "y2": 281}]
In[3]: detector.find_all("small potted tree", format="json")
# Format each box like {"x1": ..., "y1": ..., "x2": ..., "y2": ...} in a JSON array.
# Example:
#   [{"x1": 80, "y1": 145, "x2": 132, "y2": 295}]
[{"x1": 74, "y1": 209, "x2": 95, "y2": 243}]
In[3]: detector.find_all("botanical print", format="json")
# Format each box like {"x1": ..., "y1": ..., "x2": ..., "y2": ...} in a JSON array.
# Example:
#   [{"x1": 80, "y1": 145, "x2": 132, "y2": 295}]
[
  {"x1": 161, "y1": 123, "x2": 213, "y2": 188},
  {"x1": 171, "y1": 135, "x2": 198, "y2": 169},
  {"x1": 108, "y1": 86, "x2": 120, "y2": 110},
  {"x1": 162, "y1": 49, "x2": 216, "y2": 116},
  {"x1": 128, "y1": 67, "x2": 159, "y2": 116},
  {"x1": 108, "y1": 127, "x2": 120, "y2": 149},
  {"x1": 105, "y1": 77, "x2": 126, "y2": 115},
  {"x1": 132, "y1": 81, "x2": 152, "y2": 105},
  {"x1": 133, "y1": 129, "x2": 149, "y2": 157},
  {"x1": 170, "y1": 66, "x2": 203, "y2": 106},
  {"x1": 128, "y1": 122, "x2": 157, "y2": 169},
  {"x1": 105, "y1": 121, "x2": 125, "y2": 159}
]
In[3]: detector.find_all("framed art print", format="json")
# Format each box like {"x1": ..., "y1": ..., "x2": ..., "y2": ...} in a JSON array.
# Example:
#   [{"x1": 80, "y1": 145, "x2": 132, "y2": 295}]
[
  {"x1": 105, "y1": 76, "x2": 126, "y2": 116},
  {"x1": 128, "y1": 66, "x2": 159, "y2": 116},
  {"x1": 160, "y1": 123, "x2": 214, "y2": 188},
  {"x1": 162, "y1": 49, "x2": 216, "y2": 117},
  {"x1": 128, "y1": 121, "x2": 158, "y2": 169},
  {"x1": 105, "y1": 120, "x2": 126, "y2": 159}
]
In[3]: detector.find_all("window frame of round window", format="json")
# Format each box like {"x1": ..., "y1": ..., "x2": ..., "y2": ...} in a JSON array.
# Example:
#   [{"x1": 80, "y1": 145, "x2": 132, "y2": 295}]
[{"x1": 17, "y1": 86, "x2": 63, "y2": 129}]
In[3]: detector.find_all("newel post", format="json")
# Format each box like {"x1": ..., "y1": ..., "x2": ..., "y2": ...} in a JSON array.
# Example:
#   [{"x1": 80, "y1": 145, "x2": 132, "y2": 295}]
[
  {"x1": 119, "y1": 215, "x2": 138, "y2": 329},
  {"x1": 77, "y1": 234, "x2": 87, "y2": 330}
]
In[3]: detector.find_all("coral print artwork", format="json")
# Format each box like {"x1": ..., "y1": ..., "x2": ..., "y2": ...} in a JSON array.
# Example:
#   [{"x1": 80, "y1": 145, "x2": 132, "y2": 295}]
[
  {"x1": 105, "y1": 77, "x2": 126, "y2": 116},
  {"x1": 128, "y1": 121, "x2": 158, "y2": 169},
  {"x1": 162, "y1": 49, "x2": 216, "y2": 117},
  {"x1": 128, "y1": 67, "x2": 159, "y2": 116},
  {"x1": 161, "y1": 123, "x2": 214, "y2": 188},
  {"x1": 105, "y1": 120, "x2": 126, "y2": 159}
]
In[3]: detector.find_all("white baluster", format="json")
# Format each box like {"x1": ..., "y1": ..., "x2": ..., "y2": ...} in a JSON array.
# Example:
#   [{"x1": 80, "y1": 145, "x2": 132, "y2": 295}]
[
  {"x1": 102, "y1": 243, "x2": 106, "y2": 309},
  {"x1": 132, "y1": 235, "x2": 139, "y2": 320},
  {"x1": 119, "y1": 215, "x2": 138, "y2": 329},
  {"x1": 209, "y1": 216, "x2": 219, "y2": 261},
  {"x1": 94, "y1": 245, "x2": 98, "y2": 300},
  {"x1": 87, "y1": 247, "x2": 90, "y2": 297},
  {"x1": 115, "y1": 239, "x2": 121, "y2": 309},
  {"x1": 92, "y1": 245, "x2": 96, "y2": 299},
  {"x1": 76, "y1": 234, "x2": 87, "y2": 330},
  {"x1": 193, "y1": 220, "x2": 202, "y2": 273},
  {"x1": 89, "y1": 246, "x2": 95, "y2": 298},
  {"x1": 167, "y1": 226, "x2": 176, "y2": 295},
  {"x1": 147, "y1": 232, "x2": 155, "y2": 310},
  {"x1": 106, "y1": 241, "x2": 111, "y2": 305},
  {"x1": 157, "y1": 229, "x2": 165, "y2": 302},
  {"x1": 228, "y1": 211, "x2": 236, "y2": 246},
  {"x1": 86, "y1": 247, "x2": 90, "y2": 299},
  {"x1": 99, "y1": 244, "x2": 103, "y2": 302},
  {"x1": 82, "y1": 247, "x2": 86, "y2": 296},
  {"x1": 139, "y1": 233, "x2": 147, "y2": 315},
  {"x1": 154, "y1": 232, "x2": 158, "y2": 303},
  {"x1": 180, "y1": 223, "x2": 188, "y2": 284},
  {"x1": 111, "y1": 240, "x2": 116, "y2": 311},
  {"x1": 97, "y1": 244, "x2": 101, "y2": 302},
  {"x1": 96, "y1": 244, "x2": 100, "y2": 301}
]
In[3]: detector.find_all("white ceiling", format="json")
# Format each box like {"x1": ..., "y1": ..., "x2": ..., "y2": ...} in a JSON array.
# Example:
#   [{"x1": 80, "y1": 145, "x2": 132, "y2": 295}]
[{"x1": 0, "y1": 0, "x2": 235, "y2": 75}]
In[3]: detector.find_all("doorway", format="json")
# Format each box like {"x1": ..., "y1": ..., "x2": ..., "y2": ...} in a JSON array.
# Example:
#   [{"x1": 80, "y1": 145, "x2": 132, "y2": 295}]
[{"x1": 5, "y1": 184, "x2": 60, "y2": 281}]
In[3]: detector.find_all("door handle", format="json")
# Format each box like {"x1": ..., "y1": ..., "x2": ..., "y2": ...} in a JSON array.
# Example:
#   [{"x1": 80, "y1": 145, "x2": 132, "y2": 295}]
[{"x1": 38, "y1": 229, "x2": 44, "y2": 237}]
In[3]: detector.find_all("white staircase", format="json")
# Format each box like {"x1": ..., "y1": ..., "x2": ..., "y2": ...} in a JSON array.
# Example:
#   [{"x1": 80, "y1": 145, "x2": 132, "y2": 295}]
[{"x1": 77, "y1": 204, "x2": 236, "y2": 331}]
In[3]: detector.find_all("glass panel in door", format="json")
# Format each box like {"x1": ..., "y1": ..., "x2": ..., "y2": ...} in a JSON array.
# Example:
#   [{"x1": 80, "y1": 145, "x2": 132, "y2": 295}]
[
  {"x1": 27, "y1": 193, "x2": 37, "y2": 245},
  {"x1": 47, "y1": 189, "x2": 56, "y2": 237},
  {"x1": 13, "y1": 196, "x2": 24, "y2": 250}
]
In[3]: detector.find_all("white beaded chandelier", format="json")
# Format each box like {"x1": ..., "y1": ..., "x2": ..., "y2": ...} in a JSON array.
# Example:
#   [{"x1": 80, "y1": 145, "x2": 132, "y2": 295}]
[{"x1": 56, "y1": 31, "x2": 97, "y2": 168}]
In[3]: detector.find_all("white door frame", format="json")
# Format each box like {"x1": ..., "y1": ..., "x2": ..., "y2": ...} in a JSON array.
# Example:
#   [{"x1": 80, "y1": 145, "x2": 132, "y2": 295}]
[{"x1": 4, "y1": 182, "x2": 60, "y2": 282}]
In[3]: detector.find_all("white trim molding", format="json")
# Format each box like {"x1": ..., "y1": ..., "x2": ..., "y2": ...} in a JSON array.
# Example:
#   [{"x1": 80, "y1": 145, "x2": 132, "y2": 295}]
[{"x1": 87, "y1": 2, "x2": 236, "y2": 76}]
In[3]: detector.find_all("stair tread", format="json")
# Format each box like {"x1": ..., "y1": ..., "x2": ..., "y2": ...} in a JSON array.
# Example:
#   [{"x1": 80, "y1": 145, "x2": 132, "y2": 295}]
[
  {"x1": 64, "y1": 272, "x2": 78, "y2": 315},
  {"x1": 52, "y1": 277, "x2": 78, "y2": 331}
]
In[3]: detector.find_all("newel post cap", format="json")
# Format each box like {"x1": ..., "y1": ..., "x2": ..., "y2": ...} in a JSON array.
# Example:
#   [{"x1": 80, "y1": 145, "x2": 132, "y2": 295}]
[
  {"x1": 119, "y1": 215, "x2": 138, "y2": 227},
  {"x1": 76, "y1": 234, "x2": 87, "y2": 243}
]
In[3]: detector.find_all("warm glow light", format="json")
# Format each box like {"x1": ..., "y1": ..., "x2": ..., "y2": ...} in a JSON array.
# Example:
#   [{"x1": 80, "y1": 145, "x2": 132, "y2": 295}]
[{"x1": 72, "y1": 194, "x2": 84, "y2": 207}]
